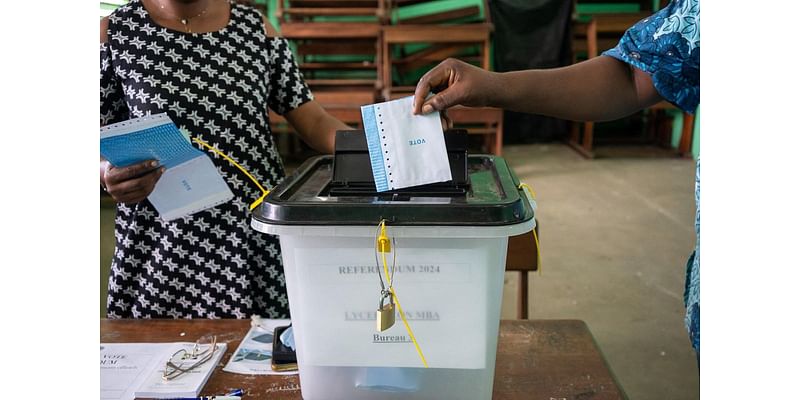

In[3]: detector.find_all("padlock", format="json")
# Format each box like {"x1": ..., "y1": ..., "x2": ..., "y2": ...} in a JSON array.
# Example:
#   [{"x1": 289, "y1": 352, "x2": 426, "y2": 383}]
[{"x1": 376, "y1": 292, "x2": 396, "y2": 332}]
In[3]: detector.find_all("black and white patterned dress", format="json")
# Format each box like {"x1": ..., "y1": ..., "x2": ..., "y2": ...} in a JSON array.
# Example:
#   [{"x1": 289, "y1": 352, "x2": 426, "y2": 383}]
[{"x1": 100, "y1": 0, "x2": 313, "y2": 319}]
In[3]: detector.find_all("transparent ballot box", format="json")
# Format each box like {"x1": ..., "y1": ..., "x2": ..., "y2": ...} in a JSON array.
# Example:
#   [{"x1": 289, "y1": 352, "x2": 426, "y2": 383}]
[{"x1": 251, "y1": 131, "x2": 536, "y2": 400}]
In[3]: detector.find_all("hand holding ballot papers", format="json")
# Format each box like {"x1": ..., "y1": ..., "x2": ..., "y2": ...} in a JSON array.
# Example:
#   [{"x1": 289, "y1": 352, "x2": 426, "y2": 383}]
[
  {"x1": 100, "y1": 113, "x2": 233, "y2": 221},
  {"x1": 101, "y1": 159, "x2": 165, "y2": 204}
]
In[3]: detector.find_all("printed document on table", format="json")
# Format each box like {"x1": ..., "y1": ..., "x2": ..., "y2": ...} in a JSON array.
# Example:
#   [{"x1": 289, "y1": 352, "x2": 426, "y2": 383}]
[
  {"x1": 100, "y1": 342, "x2": 226, "y2": 400},
  {"x1": 100, "y1": 113, "x2": 233, "y2": 221},
  {"x1": 100, "y1": 343, "x2": 173, "y2": 400}
]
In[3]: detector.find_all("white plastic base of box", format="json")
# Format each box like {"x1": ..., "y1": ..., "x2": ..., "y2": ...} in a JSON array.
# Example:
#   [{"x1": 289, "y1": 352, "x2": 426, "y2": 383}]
[
  {"x1": 255, "y1": 221, "x2": 535, "y2": 400},
  {"x1": 299, "y1": 365, "x2": 497, "y2": 400}
]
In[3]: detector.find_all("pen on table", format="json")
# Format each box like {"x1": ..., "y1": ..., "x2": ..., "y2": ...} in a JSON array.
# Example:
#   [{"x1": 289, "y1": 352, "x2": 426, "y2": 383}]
[
  {"x1": 164, "y1": 388, "x2": 243, "y2": 400},
  {"x1": 161, "y1": 397, "x2": 239, "y2": 400}
]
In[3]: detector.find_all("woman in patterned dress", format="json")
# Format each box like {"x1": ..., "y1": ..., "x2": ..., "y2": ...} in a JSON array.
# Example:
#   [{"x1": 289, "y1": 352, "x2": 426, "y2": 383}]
[
  {"x1": 412, "y1": 0, "x2": 700, "y2": 358},
  {"x1": 100, "y1": 0, "x2": 351, "y2": 319}
]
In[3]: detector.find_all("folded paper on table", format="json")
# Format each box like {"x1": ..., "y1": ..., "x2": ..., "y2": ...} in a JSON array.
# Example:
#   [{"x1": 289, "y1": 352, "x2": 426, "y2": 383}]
[
  {"x1": 100, "y1": 113, "x2": 233, "y2": 221},
  {"x1": 361, "y1": 96, "x2": 451, "y2": 192}
]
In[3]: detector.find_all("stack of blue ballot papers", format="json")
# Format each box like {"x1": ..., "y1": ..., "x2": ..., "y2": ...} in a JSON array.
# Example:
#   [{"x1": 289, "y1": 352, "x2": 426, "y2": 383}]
[{"x1": 100, "y1": 113, "x2": 233, "y2": 220}]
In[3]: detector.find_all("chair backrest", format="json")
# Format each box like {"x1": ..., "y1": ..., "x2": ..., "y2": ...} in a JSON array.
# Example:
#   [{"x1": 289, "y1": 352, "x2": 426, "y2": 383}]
[
  {"x1": 393, "y1": 0, "x2": 489, "y2": 25},
  {"x1": 278, "y1": 0, "x2": 389, "y2": 23},
  {"x1": 380, "y1": 23, "x2": 493, "y2": 99}
]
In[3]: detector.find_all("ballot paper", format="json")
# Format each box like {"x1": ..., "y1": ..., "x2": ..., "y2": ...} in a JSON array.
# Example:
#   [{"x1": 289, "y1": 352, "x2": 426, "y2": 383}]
[
  {"x1": 223, "y1": 317, "x2": 298, "y2": 376},
  {"x1": 361, "y1": 96, "x2": 451, "y2": 191},
  {"x1": 100, "y1": 342, "x2": 226, "y2": 400},
  {"x1": 100, "y1": 113, "x2": 234, "y2": 221}
]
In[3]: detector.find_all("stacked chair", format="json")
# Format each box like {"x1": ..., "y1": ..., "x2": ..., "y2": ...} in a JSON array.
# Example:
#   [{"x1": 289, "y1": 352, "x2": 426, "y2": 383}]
[
  {"x1": 270, "y1": 0, "x2": 385, "y2": 126},
  {"x1": 383, "y1": 0, "x2": 502, "y2": 155},
  {"x1": 270, "y1": 0, "x2": 504, "y2": 159}
]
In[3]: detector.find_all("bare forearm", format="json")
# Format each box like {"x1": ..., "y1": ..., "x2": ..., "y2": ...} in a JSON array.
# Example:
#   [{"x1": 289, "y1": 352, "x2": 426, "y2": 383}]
[
  {"x1": 309, "y1": 113, "x2": 349, "y2": 154},
  {"x1": 490, "y1": 56, "x2": 661, "y2": 122},
  {"x1": 285, "y1": 101, "x2": 350, "y2": 155}
]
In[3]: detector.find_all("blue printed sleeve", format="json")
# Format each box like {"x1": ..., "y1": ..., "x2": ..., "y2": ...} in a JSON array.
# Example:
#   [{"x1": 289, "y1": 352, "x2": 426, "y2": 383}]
[{"x1": 603, "y1": 0, "x2": 700, "y2": 113}]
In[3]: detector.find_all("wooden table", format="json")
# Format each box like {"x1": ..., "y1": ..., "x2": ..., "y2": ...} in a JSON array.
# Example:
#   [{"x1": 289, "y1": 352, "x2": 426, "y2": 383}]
[{"x1": 101, "y1": 319, "x2": 626, "y2": 400}]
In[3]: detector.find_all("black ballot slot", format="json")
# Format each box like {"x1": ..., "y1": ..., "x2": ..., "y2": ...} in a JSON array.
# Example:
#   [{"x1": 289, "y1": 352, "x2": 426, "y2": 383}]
[{"x1": 329, "y1": 129, "x2": 469, "y2": 198}]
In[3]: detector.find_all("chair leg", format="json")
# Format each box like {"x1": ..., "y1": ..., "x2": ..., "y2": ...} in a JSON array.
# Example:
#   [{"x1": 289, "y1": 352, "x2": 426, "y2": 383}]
[
  {"x1": 587, "y1": 19, "x2": 598, "y2": 58},
  {"x1": 570, "y1": 121, "x2": 580, "y2": 143},
  {"x1": 483, "y1": 124, "x2": 492, "y2": 153},
  {"x1": 494, "y1": 117, "x2": 503, "y2": 156},
  {"x1": 381, "y1": 32, "x2": 390, "y2": 100},
  {"x1": 567, "y1": 121, "x2": 594, "y2": 158},
  {"x1": 582, "y1": 121, "x2": 594, "y2": 154},
  {"x1": 678, "y1": 112, "x2": 695, "y2": 157},
  {"x1": 517, "y1": 270, "x2": 528, "y2": 319}
]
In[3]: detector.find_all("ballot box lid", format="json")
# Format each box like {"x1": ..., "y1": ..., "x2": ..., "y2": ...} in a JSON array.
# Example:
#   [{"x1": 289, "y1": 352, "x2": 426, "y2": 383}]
[{"x1": 252, "y1": 153, "x2": 535, "y2": 227}]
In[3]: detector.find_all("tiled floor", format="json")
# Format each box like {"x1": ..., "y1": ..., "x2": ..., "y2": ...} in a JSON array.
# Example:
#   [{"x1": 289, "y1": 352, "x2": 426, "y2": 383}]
[{"x1": 100, "y1": 143, "x2": 699, "y2": 399}]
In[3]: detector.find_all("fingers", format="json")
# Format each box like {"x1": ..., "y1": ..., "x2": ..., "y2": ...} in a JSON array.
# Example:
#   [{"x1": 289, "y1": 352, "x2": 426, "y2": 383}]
[
  {"x1": 421, "y1": 86, "x2": 462, "y2": 114},
  {"x1": 111, "y1": 168, "x2": 162, "y2": 194},
  {"x1": 104, "y1": 161, "x2": 164, "y2": 204},
  {"x1": 413, "y1": 60, "x2": 454, "y2": 115},
  {"x1": 105, "y1": 160, "x2": 160, "y2": 185},
  {"x1": 114, "y1": 170, "x2": 163, "y2": 204}
]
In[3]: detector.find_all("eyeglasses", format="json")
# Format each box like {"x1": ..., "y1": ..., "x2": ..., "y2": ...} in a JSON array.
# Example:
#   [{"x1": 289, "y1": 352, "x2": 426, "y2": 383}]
[{"x1": 162, "y1": 336, "x2": 218, "y2": 381}]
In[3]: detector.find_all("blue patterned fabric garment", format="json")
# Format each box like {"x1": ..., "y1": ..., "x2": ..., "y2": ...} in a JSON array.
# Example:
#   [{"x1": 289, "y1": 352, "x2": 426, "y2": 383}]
[
  {"x1": 685, "y1": 158, "x2": 700, "y2": 354},
  {"x1": 603, "y1": 0, "x2": 700, "y2": 355},
  {"x1": 603, "y1": 0, "x2": 700, "y2": 114}
]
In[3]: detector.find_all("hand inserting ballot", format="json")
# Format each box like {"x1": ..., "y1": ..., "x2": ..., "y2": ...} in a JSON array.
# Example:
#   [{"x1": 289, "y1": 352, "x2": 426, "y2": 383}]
[{"x1": 412, "y1": 58, "x2": 499, "y2": 116}]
